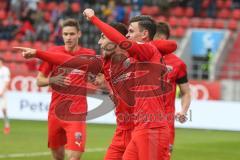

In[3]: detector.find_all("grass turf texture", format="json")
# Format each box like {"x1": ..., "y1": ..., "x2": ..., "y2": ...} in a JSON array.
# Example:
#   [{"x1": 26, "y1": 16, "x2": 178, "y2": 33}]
[{"x1": 0, "y1": 120, "x2": 239, "y2": 160}]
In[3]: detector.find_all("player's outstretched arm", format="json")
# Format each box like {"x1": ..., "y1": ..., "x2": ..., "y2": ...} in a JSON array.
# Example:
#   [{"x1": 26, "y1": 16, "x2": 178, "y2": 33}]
[
  {"x1": 13, "y1": 47, "x2": 73, "y2": 65},
  {"x1": 14, "y1": 47, "x2": 104, "y2": 74}
]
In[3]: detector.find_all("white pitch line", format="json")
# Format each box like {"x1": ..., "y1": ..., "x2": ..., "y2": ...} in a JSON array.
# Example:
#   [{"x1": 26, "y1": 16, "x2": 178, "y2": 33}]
[{"x1": 0, "y1": 148, "x2": 106, "y2": 159}]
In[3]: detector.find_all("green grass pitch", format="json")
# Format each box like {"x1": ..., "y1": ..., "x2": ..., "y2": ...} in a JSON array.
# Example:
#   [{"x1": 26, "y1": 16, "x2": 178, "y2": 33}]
[{"x1": 0, "y1": 120, "x2": 239, "y2": 160}]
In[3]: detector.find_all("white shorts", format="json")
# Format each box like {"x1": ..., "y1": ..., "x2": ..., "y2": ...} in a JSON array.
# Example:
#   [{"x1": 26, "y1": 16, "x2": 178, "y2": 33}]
[{"x1": 0, "y1": 96, "x2": 7, "y2": 110}]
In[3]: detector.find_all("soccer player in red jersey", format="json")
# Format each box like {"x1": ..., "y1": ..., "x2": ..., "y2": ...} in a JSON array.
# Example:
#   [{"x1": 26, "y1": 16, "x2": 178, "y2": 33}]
[
  {"x1": 154, "y1": 22, "x2": 191, "y2": 156},
  {"x1": 83, "y1": 9, "x2": 172, "y2": 160},
  {"x1": 32, "y1": 19, "x2": 95, "y2": 160}
]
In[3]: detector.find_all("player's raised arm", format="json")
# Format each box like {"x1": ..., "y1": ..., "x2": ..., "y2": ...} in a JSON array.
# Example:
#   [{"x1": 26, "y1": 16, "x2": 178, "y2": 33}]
[{"x1": 83, "y1": 8, "x2": 127, "y2": 45}]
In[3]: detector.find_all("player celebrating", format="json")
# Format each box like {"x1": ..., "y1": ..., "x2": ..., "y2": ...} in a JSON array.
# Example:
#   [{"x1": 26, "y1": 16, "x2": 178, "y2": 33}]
[
  {"x1": 154, "y1": 22, "x2": 191, "y2": 156},
  {"x1": 35, "y1": 19, "x2": 95, "y2": 160},
  {"x1": 84, "y1": 9, "x2": 172, "y2": 160}
]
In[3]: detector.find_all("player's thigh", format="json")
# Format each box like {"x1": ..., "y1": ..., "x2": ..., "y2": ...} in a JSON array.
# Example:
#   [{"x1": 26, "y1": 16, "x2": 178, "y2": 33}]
[
  {"x1": 122, "y1": 139, "x2": 138, "y2": 160},
  {"x1": 104, "y1": 128, "x2": 132, "y2": 160},
  {"x1": 48, "y1": 116, "x2": 66, "y2": 148},
  {"x1": 134, "y1": 128, "x2": 170, "y2": 160},
  {"x1": 105, "y1": 146, "x2": 125, "y2": 160},
  {"x1": 64, "y1": 122, "x2": 86, "y2": 152}
]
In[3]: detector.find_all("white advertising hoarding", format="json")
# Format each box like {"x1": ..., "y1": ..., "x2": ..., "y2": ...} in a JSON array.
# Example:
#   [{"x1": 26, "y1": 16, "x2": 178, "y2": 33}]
[{"x1": 1, "y1": 92, "x2": 240, "y2": 131}]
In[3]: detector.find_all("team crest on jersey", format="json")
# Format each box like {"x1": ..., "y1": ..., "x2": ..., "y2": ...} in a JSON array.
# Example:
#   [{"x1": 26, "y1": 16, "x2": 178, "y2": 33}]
[
  {"x1": 166, "y1": 65, "x2": 173, "y2": 72},
  {"x1": 75, "y1": 132, "x2": 82, "y2": 140},
  {"x1": 123, "y1": 58, "x2": 131, "y2": 68}
]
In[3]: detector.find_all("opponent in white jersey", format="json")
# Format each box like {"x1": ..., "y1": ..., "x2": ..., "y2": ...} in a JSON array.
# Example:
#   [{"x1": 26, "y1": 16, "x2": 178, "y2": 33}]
[{"x1": 0, "y1": 58, "x2": 10, "y2": 134}]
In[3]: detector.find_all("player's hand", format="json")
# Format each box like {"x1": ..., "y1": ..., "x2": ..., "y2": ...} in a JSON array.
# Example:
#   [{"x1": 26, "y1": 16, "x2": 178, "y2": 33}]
[
  {"x1": 83, "y1": 8, "x2": 95, "y2": 20},
  {"x1": 13, "y1": 47, "x2": 37, "y2": 59},
  {"x1": 93, "y1": 73, "x2": 104, "y2": 86},
  {"x1": 49, "y1": 69, "x2": 71, "y2": 87},
  {"x1": 87, "y1": 73, "x2": 96, "y2": 83},
  {"x1": 175, "y1": 112, "x2": 188, "y2": 123}
]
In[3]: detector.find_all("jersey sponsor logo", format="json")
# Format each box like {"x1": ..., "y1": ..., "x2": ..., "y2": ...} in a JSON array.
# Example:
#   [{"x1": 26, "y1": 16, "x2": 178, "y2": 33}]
[{"x1": 166, "y1": 65, "x2": 173, "y2": 72}]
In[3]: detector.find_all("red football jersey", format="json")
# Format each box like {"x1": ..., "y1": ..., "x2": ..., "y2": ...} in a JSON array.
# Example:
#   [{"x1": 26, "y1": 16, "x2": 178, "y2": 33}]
[
  {"x1": 90, "y1": 15, "x2": 173, "y2": 130},
  {"x1": 38, "y1": 46, "x2": 96, "y2": 118},
  {"x1": 163, "y1": 53, "x2": 188, "y2": 114}
]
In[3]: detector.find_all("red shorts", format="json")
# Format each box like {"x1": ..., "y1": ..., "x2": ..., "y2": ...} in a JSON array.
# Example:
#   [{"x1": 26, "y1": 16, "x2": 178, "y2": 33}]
[
  {"x1": 104, "y1": 127, "x2": 133, "y2": 160},
  {"x1": 123, "y1": 126, "x2": 170, "y2": 160},
  {"x1": 48, "y1": 114, "x2": 86, "y2": 152}
]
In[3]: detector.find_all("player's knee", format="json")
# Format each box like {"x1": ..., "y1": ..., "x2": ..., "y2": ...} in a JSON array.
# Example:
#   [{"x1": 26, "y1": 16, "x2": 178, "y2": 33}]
[
  {"x1": 66, "y1": 150, "x2": 82, "y2": 160},
  {"x1": 51, "y1": 148, "x2": 65, "y2": 160},
  {"x1": 169, "y1": 144, "x2": 174, "y2": 153},
  {"x1": 53, "y1": 154, "x2": 64, "y2": 160}
]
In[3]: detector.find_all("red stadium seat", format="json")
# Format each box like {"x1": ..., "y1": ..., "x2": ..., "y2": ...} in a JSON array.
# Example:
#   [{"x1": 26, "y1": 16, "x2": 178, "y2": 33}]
[
  {"x1": 141, "y1": 5, "x2": 151, "y2": 15},
  {"x1": 168, "y1": 16, "x2": 178, "y2": 27},
  {"x1": 171, "y1": 7, "x2": 184, "y2": 17},
  {"x1": 217, "y1": 9, "x2": 231, "y2": 19},
  {"x1": 8, "y1": 62, "x2": 17, "y2": 72},
  {"x1": 17, "y1": 63, "x2": 29, "y2": 73},
  {"x1": 175, "y1": 27, "x2": 185, "y2": 38},
  {"x1": 232, "y1": 9, "x2": 240, "y2": 20},
  {"x1": 71, "y1": 2, "x2": 81, "y2": 13},
  {"x1": 9, "y1": 40, "x2": 20, "y2": 48},
  {"x1": 216, "y1": 0, "x2": 224, "y2": 9},
  {"x1": 179, "y1": 17, "x2": 190, "y2": 28},
  {"x1": 200, "y1": 18, "x2": 214, "y2": 28},
  {"x1": 191, "y1": 18, "x2": 201, "y2": 28},
  {"x1": 3, "y1": 52, "x2": 14, "y2": 61},
  {"x1": 141, "y1": 6, "x2": 160, "y2": 16},
  {"x1": 58, "y1": 2, "x2": 67, "y2": 12},
  {"x1": 0, "y1": 9, "x2": 6, "y2": 19},
  {"x1": 225, "y1": 0, "x2": 232, "y2": 9},
  {"x1": 228, "y1": 19, "x2": 238, "y2": 30},
  {"x1": 33, "y1": 41, "x2": 43, "y2": 50},
  {"x1": 0, "y1": 40, "x2": 8, "y2": 51},
  {"x1": 185, "y1": 7, "x2": 194, "y2": 17},
  {"x1": 21, "y1": 41, "x2": 32, "y2": 48},
  {"x1": 47, "y1": 2, "x2": 57, "y2": 11},
  {"x1": 44, "y1": 12, "x2": 51, "y2": 22},
  {"x1": 150, "y1": 6, "x2": 160, "y2": 16},
  {"x1": 201, "y1": 0, "x2": 210, "y2": 9},
  {"x1": 37, "y1": 1, "x2": 46, "y2": 10},
  {"x1": 15, "y1": 53, "x2": 25, "y2": 62},
  {"x1": 155, "y1": 16, "x2": 167, "y2": 23},
  {"x1": 214, "y1": 19, "x2": 225, "y2": 29}
]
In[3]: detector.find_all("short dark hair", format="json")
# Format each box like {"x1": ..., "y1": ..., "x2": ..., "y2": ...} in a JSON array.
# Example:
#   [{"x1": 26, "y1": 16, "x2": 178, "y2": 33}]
[
  {"x1": 129, "y1": 15, "x2": 156, "y2": 40},
  {"x1": 156, "y1": 22, "x2": 170, "y2": 39},
  {"x1": 62, "y1": 18, "x2": 80, "y2": 31},
  {"x1": 109, "y1": 22, "x2": 128, "y2": 36}
]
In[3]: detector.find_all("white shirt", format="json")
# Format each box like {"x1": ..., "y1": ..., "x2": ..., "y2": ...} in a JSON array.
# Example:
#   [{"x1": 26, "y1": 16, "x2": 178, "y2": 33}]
[{"x1": 0, "y1": 66, "x2": 10, "y2": 94}]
